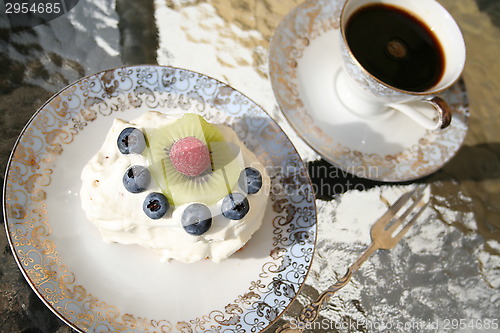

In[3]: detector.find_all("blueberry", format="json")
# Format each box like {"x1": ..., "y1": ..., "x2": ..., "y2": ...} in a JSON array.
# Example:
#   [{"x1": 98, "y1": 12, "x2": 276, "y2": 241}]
[
  {"x1": 123, "y1": 165, "x2": 151, "y2": 193},
  {"x1": 117, "y1": 127, "x2": 146, "y2": 154},
  {"x1": 221, "y1": 193, "x2": 249, "y2": 220},
  {"x1": 181, "y1": 203, "x2": 212, "y2": 236},
  {"x1": 143, "y1": 192, "x2": 170, "y2": 219},
  {"x1": 238, "y1": 167, "x2": 262, "y2": 194}
]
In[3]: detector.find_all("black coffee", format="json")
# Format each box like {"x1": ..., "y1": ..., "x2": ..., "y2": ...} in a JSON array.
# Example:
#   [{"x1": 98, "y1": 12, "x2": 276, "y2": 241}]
[{"x1": 345, "y1": 4, "x2": 445, "y2": 92}]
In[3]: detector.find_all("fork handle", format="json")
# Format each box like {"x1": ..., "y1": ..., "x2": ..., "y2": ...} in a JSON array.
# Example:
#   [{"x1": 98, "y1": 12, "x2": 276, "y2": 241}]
[
  {"x1": 275, "y1": 242, "x2": 380, "y2": 333},
  {"x1": 275, "y1": 268, "x2": 353, "y2": 333},
  {"x1": 300, "y1": 267, "x2": 354, "y2": 322}
]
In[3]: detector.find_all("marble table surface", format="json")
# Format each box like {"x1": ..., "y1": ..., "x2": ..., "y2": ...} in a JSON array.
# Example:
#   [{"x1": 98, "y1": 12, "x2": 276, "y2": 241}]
[{"x1": 1, "y1": 0, "x2": 499, "y2": 332}]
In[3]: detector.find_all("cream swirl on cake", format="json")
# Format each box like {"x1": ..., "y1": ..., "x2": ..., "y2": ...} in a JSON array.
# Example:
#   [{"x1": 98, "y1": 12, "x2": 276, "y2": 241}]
[{"x1": 80, "y1": 111, "x2": 270, "y2": 263}]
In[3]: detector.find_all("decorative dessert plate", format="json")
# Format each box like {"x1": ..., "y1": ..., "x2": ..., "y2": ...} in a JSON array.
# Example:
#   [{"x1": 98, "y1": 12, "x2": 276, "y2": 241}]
[
  {"x1": 3, "y1": 65, "x2": 317, "y2": 332},
  {"x1": 268, "y1": 0, "x2": 469, "y2": 182}
]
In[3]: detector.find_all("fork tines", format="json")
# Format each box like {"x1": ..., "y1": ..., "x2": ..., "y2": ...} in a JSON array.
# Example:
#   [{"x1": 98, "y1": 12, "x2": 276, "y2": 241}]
[{"x1": 372, "y1": 184, "x2": 429, "y2": 248}]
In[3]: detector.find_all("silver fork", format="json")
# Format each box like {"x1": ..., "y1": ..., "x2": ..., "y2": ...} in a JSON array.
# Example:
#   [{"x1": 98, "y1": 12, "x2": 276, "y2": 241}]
[{"x1": 275, "y1": 185, "x2": 429, "y2": 333}]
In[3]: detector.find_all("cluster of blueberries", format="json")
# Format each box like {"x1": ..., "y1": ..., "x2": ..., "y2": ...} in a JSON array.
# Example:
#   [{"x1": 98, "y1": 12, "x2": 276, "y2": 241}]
[
  {"x1": 117, "y1": 127, "x2": 263, "y2": 236},
  {"x1": 117, "y1": 127, "x2": 170, "y2": 220}
]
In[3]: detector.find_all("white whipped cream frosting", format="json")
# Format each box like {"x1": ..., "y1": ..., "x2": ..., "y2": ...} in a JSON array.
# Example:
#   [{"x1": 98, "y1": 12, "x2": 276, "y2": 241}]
[{"x1": 80, "y1": 111, "x2": 270, "y2": 263}]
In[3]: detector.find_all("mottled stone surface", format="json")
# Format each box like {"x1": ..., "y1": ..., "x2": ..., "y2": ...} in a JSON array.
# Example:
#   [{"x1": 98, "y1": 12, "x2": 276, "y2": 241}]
[
  {"x1": 0, "y1": 0, "x2": 155, "y2": 332},
  {"x1": 1, "y1": 0, "x2": 499, "y2": 332}
]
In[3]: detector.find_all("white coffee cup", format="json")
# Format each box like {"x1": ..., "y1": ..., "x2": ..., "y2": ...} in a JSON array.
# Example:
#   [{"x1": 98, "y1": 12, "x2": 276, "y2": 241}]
[{"x1": 336, "y1": 0, "x2": 466, "y2": 130}]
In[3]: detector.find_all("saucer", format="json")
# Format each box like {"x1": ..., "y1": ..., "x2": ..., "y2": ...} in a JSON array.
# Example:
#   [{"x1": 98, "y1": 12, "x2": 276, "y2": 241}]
[{"x1": 268, "y1": 0, "x2": 469, "y2": 182}]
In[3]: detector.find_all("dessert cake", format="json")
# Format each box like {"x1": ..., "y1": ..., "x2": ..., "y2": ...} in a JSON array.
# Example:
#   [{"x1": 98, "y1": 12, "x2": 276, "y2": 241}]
[{"x1": 80, "y1": 111, "x2": 270, "y2": 263}]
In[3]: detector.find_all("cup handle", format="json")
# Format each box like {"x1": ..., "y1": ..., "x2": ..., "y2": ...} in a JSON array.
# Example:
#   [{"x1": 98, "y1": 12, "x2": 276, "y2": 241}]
[{"x1": 387, "y1": 96, "x2": 453, "y2": 130}]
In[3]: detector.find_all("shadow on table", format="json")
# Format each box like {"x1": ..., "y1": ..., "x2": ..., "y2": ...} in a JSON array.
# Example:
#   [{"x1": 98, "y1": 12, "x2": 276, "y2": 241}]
[
  {"x1": 308, "y1": 142, "x2": 500, "y2": 201},
  {"x1": 475, "y1": 0, "x2": 500, "y2": 27}
]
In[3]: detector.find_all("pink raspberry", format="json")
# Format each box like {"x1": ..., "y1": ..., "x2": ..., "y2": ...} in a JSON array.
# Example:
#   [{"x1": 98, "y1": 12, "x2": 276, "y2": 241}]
[{"x1": 169, "y1": 136, "x2": 211, "y2": 177}]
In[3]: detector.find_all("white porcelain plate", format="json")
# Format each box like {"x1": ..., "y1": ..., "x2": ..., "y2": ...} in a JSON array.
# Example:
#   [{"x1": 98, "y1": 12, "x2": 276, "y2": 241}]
[
  {"x1": 3, "y1": 65, "x2": 317, "y2": 332},
  {"x1": 269, "y1": 0, "x2": 469, "y2": 182}
]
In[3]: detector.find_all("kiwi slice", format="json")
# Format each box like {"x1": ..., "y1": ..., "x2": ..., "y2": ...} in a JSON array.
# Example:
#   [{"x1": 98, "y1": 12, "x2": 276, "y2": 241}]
[{"x1": 146, "y1": 113, "x2": 244, "y2": 206}]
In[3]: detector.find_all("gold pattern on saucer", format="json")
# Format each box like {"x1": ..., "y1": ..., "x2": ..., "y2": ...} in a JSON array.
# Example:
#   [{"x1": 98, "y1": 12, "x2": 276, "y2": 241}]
[{"x1": 269, "y1": 0, "x2": 469, "y2": 181}]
